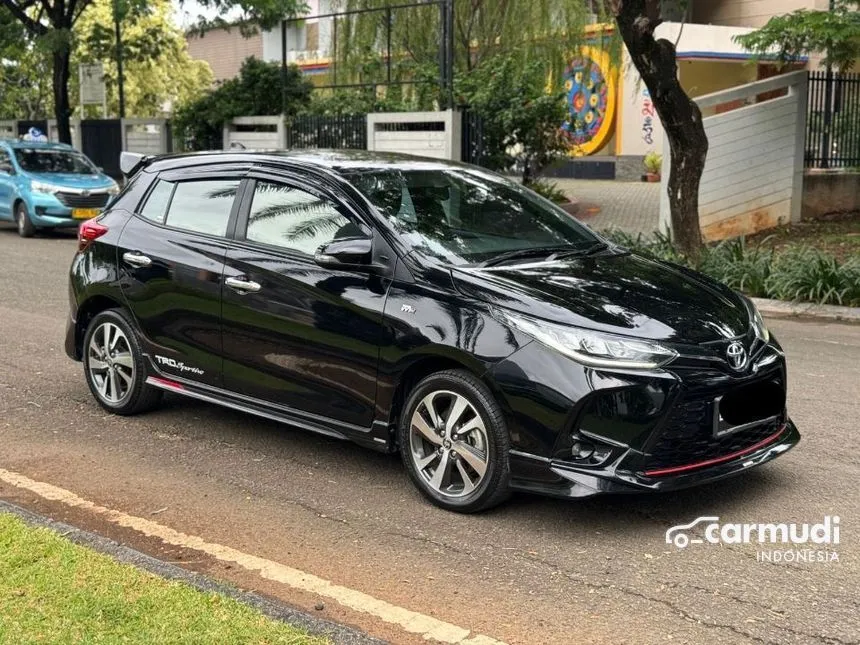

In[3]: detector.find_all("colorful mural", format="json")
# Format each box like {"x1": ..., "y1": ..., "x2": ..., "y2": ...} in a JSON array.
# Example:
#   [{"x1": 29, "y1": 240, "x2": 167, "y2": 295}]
[{"x1": 561, "y1": 47, "x2": 617, "y2": 156}]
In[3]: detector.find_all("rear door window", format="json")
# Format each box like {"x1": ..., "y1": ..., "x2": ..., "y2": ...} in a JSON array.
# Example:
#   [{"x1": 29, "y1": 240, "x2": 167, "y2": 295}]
[{"x1": 138, "y1": 177, "x2": 241, "y2": 237}]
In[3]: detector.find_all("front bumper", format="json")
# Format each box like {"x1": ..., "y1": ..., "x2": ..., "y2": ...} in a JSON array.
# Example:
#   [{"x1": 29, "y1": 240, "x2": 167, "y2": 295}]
[
  {"x1": 490, "y1": 336, "x2": 800, "y2": 499},
  {"x1": 27, "y1": 192, "x2": 108, "y2": 228},
  {"x1": 510, "y1": 419, "x2": 799, "y2": 498}
]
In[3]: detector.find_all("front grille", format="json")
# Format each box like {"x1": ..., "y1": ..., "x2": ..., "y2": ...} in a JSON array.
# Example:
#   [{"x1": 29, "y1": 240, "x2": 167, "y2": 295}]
[
  {"x1": 56, "y1": 192, "x2": 110, "y2": 209},
  {"x1": 643, "y1": 381, "x2": 785, "y2": 472}
]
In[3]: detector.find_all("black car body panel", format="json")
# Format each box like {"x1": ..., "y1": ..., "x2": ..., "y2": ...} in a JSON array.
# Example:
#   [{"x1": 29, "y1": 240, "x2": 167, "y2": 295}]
[{"x1": 66, "y1": 150, "x2": 799, "y2": 501}]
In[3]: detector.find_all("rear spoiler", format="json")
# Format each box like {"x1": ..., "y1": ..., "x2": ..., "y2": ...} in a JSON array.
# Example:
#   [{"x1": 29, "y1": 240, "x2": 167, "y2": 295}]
[{"x1": 119, "y1": 151, "x2": 151, "y2": 177}]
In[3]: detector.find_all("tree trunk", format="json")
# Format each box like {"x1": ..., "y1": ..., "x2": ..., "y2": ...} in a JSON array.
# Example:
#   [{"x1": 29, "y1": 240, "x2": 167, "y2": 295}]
[
  {"x1": 52, "y1": 47, "x2": 73, "y2": 144},
  {"x1": 612, "y1": 0, "x2": 707, "y2": 259}
]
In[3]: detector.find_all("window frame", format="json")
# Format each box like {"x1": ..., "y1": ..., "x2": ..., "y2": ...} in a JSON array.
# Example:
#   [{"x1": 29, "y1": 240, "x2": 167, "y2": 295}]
[
  {"x1": 234, "y1": 170, "x2": 371, "y2": 260},
  {"x1": 134, "y1": 168, "x2": 250, "y2": 241}
]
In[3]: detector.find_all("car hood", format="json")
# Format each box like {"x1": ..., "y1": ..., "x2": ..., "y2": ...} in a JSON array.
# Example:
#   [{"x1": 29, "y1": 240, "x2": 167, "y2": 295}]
[
  {"x1": 25, "y1": 171, "x2": 113, "y2": 190},
  {"x1": 450, "y1": 252, "x2": 751, "y2": 344}
]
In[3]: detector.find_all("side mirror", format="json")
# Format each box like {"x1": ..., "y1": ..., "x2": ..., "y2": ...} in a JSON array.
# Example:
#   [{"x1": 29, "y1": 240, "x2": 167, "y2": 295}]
[{"x1": 314, "y1": 237, "x2": 375, "y2": 271}]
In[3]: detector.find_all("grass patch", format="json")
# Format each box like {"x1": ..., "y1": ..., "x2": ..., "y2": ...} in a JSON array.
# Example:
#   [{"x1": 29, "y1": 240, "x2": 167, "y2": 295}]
[{"x1": 0, "y1": 513, "x2": 328, "y2": 644}]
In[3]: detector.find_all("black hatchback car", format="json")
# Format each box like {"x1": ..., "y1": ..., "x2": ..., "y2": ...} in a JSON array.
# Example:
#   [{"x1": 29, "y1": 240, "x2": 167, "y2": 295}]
[{"x1": 66, "y1": 150, "x2": 799, "y2": 512}]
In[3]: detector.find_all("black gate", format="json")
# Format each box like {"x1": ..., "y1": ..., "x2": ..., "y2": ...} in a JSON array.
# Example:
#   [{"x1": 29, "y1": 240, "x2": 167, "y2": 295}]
[
  {"x1": 806, "y1": 72, "x2": 860, "y2": 169},
  {"x1": 80, "y1": 119, "x2": 123, "y2": 178},
  {"x1": 286, "y1": 114, "x2": 367, "y2": 149}
]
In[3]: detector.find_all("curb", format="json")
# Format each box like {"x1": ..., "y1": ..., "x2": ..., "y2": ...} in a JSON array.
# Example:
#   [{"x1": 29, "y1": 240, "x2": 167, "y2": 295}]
[
  {"x1": 752, "y1": 297, "x2": 860, "y2": 323},
  {"x1": 0, "y1": 500, "x2": 386, "y2": 645}
]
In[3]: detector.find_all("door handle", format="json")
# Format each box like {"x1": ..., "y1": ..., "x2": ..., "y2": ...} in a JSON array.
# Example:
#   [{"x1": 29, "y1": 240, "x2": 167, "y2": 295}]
[
  {"x1": 122, "y1": 251, "x2": 152, "y2": 268},
  {"x1": 225, "y1": 276, "x2": 261, "y2": 293}
]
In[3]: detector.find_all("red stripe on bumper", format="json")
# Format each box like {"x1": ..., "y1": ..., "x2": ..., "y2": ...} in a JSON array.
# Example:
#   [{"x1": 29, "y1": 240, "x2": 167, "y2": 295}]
[
  {"x1": 147, "y1": 376, "x2": 184, "y2": 390},
  {"x1": 644, "y1": 425, "x2": 787, "y2": 477}
]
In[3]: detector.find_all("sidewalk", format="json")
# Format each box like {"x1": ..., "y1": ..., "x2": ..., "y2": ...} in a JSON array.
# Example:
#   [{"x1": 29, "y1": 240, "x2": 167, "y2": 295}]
[{"x1": 555, "y1": 179, "x2": 661, "y2": 234}]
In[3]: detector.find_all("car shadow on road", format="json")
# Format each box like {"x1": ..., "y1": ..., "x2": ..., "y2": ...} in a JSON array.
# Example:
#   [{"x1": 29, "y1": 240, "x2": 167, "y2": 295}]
[{"x1": 149, "y1": 393, "x2": 791, "y2": 539}]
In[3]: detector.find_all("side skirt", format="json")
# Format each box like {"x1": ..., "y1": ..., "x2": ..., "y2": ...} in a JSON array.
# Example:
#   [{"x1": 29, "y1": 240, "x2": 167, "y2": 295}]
[{"x1": 144, "y1": 375, "x2": 388, "y2": 452}]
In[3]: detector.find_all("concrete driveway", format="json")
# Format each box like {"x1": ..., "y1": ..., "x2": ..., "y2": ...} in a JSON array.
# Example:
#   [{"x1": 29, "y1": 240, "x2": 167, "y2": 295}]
[{"x1": 0, "y1": 229, "x2": 856, "y2": 645}]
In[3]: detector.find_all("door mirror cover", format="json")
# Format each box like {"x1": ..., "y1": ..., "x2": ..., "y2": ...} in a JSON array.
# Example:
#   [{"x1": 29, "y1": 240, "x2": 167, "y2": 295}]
[{"x1": 314, "y1": 237, "x2": 374, "y2": 270}]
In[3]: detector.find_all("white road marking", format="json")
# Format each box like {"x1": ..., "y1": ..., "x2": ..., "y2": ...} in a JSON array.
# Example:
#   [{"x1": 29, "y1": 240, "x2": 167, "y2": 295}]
[{"x1": 0, "y1": 468, "x2": 504, "y2": 645}]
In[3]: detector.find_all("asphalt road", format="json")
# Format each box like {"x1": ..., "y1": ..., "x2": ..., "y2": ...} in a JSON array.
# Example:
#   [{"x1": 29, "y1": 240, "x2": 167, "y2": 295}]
[{"x1": 1, "y1": 228, "x2": 858, "y2": 645}]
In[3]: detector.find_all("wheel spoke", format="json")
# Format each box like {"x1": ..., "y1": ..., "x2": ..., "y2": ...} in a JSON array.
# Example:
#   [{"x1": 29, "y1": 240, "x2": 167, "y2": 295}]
[
  {"x1": 429, "y1": 450, "x2": 451, "y2": 491},
  {"x1": 109, "y1": 326, "x2": 122, "y2": 351},
  {"x1": 113, "y1": 352, "x2": 134, "y2": 369},
  {"x1": 412, "y1": 412, "x2": 442, "y2": 446},
  {"x1": 415, "y1": 451, "x2": 440, "y2": 470},
  {"x1": 89, "y1": 338, "x2": 104, "y2": 360},
  {"x1": 445, "y1": 394, "x2": 470, "y2": 433},
  {"x1": 453, "y1": 441, "x2": 487, "y2": 477},
  {"x1": 96, "y1": 374, "x2": 109, "y2": 398},
  {"x1": 455, "y1": 416, "x2": 485, "y2": 437},
  {"x1": 102, "y1": 324, "x2": 113, "y2": 357},
  {"x1": 456, "y1": 459, "x2": 476, "y2": 494},
  {"x1": 420, "y1": 393, "x2": 442, "y2": 428},
  {"x1": 108, "y1": 368, "x2": 119, "y2": 401},
  {"x1": 116, "y1": 366, "x2": 133, "y2": 386},
  {"x1": 89, "y1": 358, "x2": 109, "y2": 371}
]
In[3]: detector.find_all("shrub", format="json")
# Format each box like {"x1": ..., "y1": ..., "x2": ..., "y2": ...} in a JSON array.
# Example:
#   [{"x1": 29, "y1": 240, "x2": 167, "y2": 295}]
[
  {"x1": 765, "y1": 246, "x2": 860, "y2": 306},
  {"x1": 697, "y1": 236, "x2": 773, "y2": 297},
  {"x1": 526, "y1": 179, "x2": 569, "y2": 204},
  {"x1": 601, "y1": 229, "x2": 686, "y2": 264}
]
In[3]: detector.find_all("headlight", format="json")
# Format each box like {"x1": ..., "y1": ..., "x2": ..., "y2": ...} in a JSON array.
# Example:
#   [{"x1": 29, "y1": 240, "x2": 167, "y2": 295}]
[
  {"x1": 496, "y1": 310, "x2": 678, "y2": 370},
  {"x1": 750, "y1": 300, "x2": 770, "y2": 343},
  {"x1": 107, "y1": 180, "x2": 120, "y2": 195},
  {"x1": 30, "y1": 180, "x2": 62, "y2": 194}
]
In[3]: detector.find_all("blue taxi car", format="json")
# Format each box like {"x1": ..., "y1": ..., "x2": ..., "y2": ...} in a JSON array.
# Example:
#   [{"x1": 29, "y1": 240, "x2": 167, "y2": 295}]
[{"x1": 0, "y1": 140, "x2": 119, "y2": 237}]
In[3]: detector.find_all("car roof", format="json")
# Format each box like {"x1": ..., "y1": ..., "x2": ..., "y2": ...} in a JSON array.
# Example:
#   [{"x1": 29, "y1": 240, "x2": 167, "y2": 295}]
[
  {"x1": 0, "y1": 139, "x2": 75, "y2": 151},
  {"x1": 144, "y1": 149, "x2": 477, "y2": 176}
]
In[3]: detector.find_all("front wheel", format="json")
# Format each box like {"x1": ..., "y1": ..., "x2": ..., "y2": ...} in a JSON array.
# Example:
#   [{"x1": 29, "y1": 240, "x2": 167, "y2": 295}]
[
  {"x1": 398, "y1": 369, "x2": 511, "y2": 513},
  {"x1": 82, "y1": 309, "x2": 162, "y2": 415},
  {"x1": 15, "y1": 202, "x2": 36, "y2": 238}
]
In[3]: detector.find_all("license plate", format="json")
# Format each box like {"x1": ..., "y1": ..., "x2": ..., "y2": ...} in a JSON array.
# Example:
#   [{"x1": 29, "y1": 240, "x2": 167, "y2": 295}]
[{"x1": 72, "y1": 208, "x2": 100, "y2": 220}]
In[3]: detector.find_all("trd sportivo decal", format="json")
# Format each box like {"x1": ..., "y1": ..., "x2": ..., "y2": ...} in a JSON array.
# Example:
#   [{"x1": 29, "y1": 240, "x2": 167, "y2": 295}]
[{"x1": 155, "y1": 355, "x2": 205, "y2": 376}]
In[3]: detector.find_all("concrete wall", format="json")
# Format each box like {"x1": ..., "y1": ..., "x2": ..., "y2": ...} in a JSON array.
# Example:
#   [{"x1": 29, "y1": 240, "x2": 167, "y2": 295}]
[
  {"x1": 802, "y1": 172, "x2": 860, "y2": 219},
  {"x1": 187, "y1": 29, "x2": 263, "y2": 82},
  {"x1": 660, "y1": 71, "x2": 808, "y2": 241}
]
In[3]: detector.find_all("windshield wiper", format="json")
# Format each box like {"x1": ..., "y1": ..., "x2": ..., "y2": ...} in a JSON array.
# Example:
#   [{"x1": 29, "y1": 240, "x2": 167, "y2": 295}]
[
  {"x1": 555, "y1": 241, "x2": 608, "y2": 259},
  {"x1": 479, "y1": 245, "x2": 578, "y2": 268}
]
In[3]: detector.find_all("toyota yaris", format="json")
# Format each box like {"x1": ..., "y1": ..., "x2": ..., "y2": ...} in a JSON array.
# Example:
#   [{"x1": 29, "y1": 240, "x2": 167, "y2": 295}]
[{"x1": 65, "y1": 150, "x2": 800, "y2": 512}]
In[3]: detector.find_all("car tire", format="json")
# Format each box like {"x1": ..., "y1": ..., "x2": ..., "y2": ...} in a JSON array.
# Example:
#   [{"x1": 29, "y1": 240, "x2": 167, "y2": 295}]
[
  {"x1": 398, "y1": 369, "x2": 511, "y2": 513},
  {"x1": 15, "y1": 202, "x2": 36, "y2": 238},
  {"x1": 82, "y1": 309, "x2": 162, "y2": 416}
]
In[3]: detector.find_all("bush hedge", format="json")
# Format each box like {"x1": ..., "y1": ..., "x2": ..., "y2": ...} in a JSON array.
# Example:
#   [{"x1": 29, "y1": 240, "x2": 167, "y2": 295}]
[{"x1": 601, "y1": 230, "x2": 860, "y2": 307}]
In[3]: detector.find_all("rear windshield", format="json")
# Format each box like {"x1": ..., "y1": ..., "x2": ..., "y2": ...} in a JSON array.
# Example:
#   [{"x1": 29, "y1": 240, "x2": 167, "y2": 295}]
[{"x1": 14, "y1": 149, "x2": 98, "y2": 174}]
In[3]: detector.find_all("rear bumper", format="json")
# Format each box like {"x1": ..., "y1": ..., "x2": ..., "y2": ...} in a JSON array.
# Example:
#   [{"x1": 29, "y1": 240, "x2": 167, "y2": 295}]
[{"x1": 509, "y1": 419, "x2": 800, "y2": 498}]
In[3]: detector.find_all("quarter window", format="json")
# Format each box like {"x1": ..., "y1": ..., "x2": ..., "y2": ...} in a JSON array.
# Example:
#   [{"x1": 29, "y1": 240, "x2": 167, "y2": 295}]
[
  {"x1": 245, "y1": 180, "x2": 353, "y2": 255},
  {"x1": 139, "y1": 179, "x2": 174, "y2": 224},
  {"x1": 153, "y1": 179, "x2": 240, "y2": 236}
]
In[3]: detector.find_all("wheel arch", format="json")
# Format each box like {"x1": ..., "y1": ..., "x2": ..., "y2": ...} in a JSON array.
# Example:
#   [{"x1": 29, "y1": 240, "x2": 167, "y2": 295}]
[
  {"x1": 72, "y1": 294, "x2": 125, "y2": 359},
  {"x1": 384, "y1": 349, "x2": 509, "y2": 446}
]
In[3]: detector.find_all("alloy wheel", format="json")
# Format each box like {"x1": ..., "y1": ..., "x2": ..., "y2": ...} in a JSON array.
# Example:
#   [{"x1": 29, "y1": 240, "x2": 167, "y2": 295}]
[
  {"x1": 87, "y1": 321, "x2": 135, "y2": 404},
  {"x1": 408, "y1": 390, "x2": 489, "y2": 498}
]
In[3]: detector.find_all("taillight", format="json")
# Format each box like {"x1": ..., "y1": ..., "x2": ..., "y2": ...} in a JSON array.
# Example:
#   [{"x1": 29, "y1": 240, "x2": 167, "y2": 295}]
[{"x1": 78, "y1": 219, "x2": 108, "y2": 251}]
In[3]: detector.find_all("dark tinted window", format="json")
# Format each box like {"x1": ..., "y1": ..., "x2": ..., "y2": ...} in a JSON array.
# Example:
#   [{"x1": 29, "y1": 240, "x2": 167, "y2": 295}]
[
  {"x1": 13, "y1": 148, "x2": 98, "y2": 174},
  {"x1": 164, "y1": 179, "x2": 239, "y2": 236},
  {"x1": 139, "y1": 179, "x2": 174, "y2": 224},
  {"x1": 245, "y1": 180, "x2": 352, "y2": 255},
  {"x1": 346, "y1": 167, "x2": 599, "y2": 265}
]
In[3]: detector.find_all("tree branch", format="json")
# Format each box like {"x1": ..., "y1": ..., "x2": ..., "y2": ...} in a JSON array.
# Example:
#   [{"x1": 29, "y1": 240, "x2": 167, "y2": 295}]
[{"x1": 1, "y1": 0, "x2": 48, "y2": 34}]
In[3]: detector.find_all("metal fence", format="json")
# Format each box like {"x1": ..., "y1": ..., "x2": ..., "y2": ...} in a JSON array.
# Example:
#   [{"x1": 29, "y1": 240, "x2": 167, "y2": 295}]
[
  {"x1": 806, "y1": 71, "x2": 860, "y2": 169},
  {"x1": 285, "y1": 114, "x2": 367, "y2": 150},
  {"x1": 460, "y1": 108, "x2": 489, "y2": 168}
]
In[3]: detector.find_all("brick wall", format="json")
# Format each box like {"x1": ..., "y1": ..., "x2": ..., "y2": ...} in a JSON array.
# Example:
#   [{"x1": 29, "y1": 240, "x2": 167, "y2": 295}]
[{"x1": 187, "y1": 29, "x2": 264, "y2": 83}]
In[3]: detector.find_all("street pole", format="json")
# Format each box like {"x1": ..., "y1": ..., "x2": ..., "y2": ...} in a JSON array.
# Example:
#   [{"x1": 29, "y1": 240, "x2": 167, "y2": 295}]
[
  {"x1": 114, "y1": 0, "x2": 126, "y2": 119},
  {"x1": 820, "y1": 0, "x2": 835, "y2": 168}
]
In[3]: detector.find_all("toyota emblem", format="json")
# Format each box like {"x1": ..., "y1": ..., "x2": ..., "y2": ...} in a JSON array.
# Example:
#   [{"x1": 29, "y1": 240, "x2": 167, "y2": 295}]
[{"x1": 726, "y1": 341, "x2": 747, "y2": 370}]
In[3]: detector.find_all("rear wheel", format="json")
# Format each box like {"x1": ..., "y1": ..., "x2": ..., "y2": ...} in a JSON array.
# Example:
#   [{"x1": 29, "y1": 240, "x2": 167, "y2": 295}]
[
  {"x1": 83, "y1": 309, "x2": 162, "y2": 415},
  {"x1": 15, "y1": 202, "x2": 35, "y2": 238},
  {"x1": 399, "y1": 369, "x2": 511, "y2": 513}
]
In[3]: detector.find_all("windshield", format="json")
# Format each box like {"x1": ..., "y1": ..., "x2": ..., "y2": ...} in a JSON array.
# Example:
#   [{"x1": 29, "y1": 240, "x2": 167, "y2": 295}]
[
  {"x1": 346, "y1": 167, "x2": 601, "y2": 266},
  {"x1": 14, "y1": 149, "x2": 98, "y2": 174}
]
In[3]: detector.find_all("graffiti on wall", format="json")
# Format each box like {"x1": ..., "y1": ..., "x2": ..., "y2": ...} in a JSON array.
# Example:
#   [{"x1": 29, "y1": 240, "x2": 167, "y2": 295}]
[
  {"x1": 561, "y1": 46, "x2": 616, "y2": 156},
  {"x1": 641, "y1": 88, "x2": 656, "y2": 146}
]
